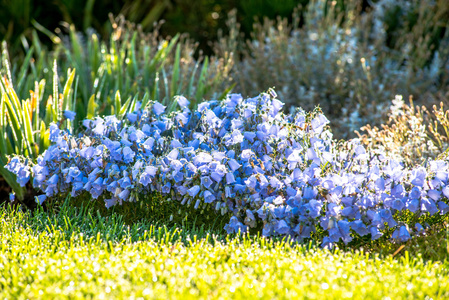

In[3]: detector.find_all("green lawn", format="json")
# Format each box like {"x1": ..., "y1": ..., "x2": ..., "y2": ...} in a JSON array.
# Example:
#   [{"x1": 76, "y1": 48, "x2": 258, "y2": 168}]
[{"x1": 1, "y1": 203, "x2": 449, "y2": 299}]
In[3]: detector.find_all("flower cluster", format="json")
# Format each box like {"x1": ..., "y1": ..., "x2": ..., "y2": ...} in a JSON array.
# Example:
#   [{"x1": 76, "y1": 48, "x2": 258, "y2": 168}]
[{"x1": 6, "y1": 91, "x2": 449, "y2": 247}]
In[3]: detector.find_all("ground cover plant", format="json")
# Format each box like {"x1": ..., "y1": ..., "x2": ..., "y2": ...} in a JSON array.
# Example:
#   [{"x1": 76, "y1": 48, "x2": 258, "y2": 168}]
[{"x1": 6, "y1": 90, "x2": 449, "y2": 248}]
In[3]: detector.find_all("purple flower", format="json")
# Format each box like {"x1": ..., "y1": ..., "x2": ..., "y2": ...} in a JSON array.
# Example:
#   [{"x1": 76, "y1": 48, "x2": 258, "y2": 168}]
[
  {"x1": 269, "y1": 176, "x2": 284, "y2": 190},
  {"x1": 241, "y1": 149, "x2": 254, "y2": 161},
  {"x1": 224, "y1": 216, "x2": 246, "y2": 234},
  {"x1": 311, "y1": 114, "x2": 329, "y2": 134},
  {"x1": 204, "y1": 190, "x2": 216, "y2": 203},
  {"x1": 228, "y1": 159, "x2": 241, "y2": 172},
  {"x1": 122, "y1": 147, "x2": 135, "y2": 163},
  {"x1": 188, "y1": 185, "x2": 200, "y2": 197},
  {"x1": 201, "y1": 176, "x2": 213, "y2": 189},
  {"x1": 176, "y1": 96, "x2": 190, "y2": 109},
  {"x1": 127, "y1": 113, "x2": 137, "y2": 123},
  {"x1": 421, "y1": 198, "x2": 439, "y2": 215},
  {"x1": 351, "y1": 220, "x2": 369, "y2": 236},
  {"x1": 438, "y1": 201, "x2": 449, "y2": 214},
  {"x1": 275, "y1": 220, "x2": 290, "y2": 235},
  {"x1": 244, "y1": 209, "x2": 257, "y2": 228},
  {"x1": 63, "y1": 110, "x2": 76, "y2": 121},
  {"x1": 393, "y1": 225, "x2": 410, "y2": 242},
  {"x1": 370, "y1": 227, "x2": 382, "y2": 240},
  {"x1": 118, "y1": 189, "x2": 130, "y2": 200},
  {"x1": 162, "y1": 182, "x2": 171, "y2": 194},
  {"x1": 226, "y1": 172, "x2": 236, "y2": 185},
  {"x1": 410, "y1": 167, "x2": 426, "y2": 187},
  {"x1": 153, "y1": 101, "x2": 166, "y2": 116},
  {"x1": 35, "y1": 194, "x2": 47, "y2": 205}
]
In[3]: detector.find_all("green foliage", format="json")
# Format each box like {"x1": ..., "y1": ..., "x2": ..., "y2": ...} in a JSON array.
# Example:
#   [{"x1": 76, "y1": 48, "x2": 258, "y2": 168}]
[
  {"x1": 0, "y1": 0, "x2": 171, "y2": 50},
  {"x1": 0, "y1": 45, "x2": 76, "y2": 200},
  {"x1": 2, "y1": 16, "x2": 233, "y2": 123}
]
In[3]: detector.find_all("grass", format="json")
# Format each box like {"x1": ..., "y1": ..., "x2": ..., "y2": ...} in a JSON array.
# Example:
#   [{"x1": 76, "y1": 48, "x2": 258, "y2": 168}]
[{"x1": 1, "y1": 202, "x2": 449, "y2": 299}]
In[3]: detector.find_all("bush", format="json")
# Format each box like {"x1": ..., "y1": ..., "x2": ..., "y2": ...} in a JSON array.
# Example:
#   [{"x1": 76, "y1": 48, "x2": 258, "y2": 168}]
[
  {"x1": 220, "y1": 0, "x2": 449, "y2": 139},
  {"x1": 6, "y1": 90, "x2": 449, "y2": 247}
]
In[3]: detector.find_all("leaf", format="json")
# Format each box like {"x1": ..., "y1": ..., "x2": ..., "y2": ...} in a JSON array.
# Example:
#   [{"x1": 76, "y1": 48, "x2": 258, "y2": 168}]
[
  {"x1": 16, "y1": 47, "x2": 34, "y2": 95},
  {"x1": 87, "y1": 94, "x2": 96, "y2": 120},
  {"x1": 52, "y1": 60, "x2": 59, "y2": 119},
  {"x1": 171, "y1": 44, "x2": 181, "y2": 98},
  {"x1": 114, "y1": 90, "x2": 121, "y2": 118},
  {"x1": 195, "y1": 56, "x2": 209, "y2": 103},
  {"x1": 3, "y1": 92, "x2": 22, "y2": 151},
  {"x1": 62, "y1": 69, "x2": 76, "y2": 112},
  {"x1": 119, "y1": 96, "x2": 132, "y2": 119},
  {"x1": 140, "y1": 93, "x2": 150, "y2": 110},
  {"x1": 22, "y1": 100, "x2": 34, "y2": 157}
]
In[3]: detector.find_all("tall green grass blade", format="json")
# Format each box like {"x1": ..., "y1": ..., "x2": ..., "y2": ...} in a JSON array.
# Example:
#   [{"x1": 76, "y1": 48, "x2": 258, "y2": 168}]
[
  {"x1": 148, "y1": 34, "x2": 180, "y2": 75},
  {"x1": 187, "y1": 60, "x2": 200, "y2": 98},
  {"x1": 39, "y1": 121, "x2": 47, "y2": 156},
  {"x1": 152, "y1": 72, "x2": 160, "y2": 101},
  {"x1": 218, "y1": 82, "x2": 236, "y2": 100},
  {"x1": 62, "y1": 69, "x2": 76, "y2": 112},
  {"x1": 114, "y1": 90, "x2": 121, "y2": 117},
  {"x1": 119, "y1": 96, "x2": 132, "y2": 119},
  {"x1": 140, "y1": 1, "x2": 167, "y2": 29},
  {"x1": 0, "y1": 96, "x2": 7, "y2": 155},
  {"x1": 52, "y1": 60, "x2": 59, "y2": 120},
  {"x1": 3, "y1": 92, "x2": 22, "y2": 151},
  {"x1": 16, "y1": 46, "x2": 34, "y2": 95},
  {"x1": 31, "y1": 19, "x2": 61, "y2": 44},
  {"x1": 140, "y1": 93, "x2": 150, "y2": 109},
  {"x1": 83, "y1": 0, "x2": 96, "y2": 30},
  {"x1": 1, "y1": 41, "x2": 13, "y2": 84},
  {"x1": 130, "y1": 32, "x2": 138, "y2": 78},
  {"x1": 161, "y1": 67, "x2": 169, "y2": 104},
  {"x1": 22, "y1": 100, "x2": 34, "y2": 157},
  {"x1": 195, "y1": 56, "x2": 209, "y2": 102},
  {"x1": 171, "y1": 44, "x2": 181, "y2": 98},
  {"x1": 86, "y1": 94, "x2": 96, "y2": 120}
]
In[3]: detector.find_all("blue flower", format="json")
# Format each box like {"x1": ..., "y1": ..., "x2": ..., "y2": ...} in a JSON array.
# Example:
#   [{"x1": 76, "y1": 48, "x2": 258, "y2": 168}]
[
  {"x1": 49, "y1": 124, "x2": 60, "y2": 142},
  {"x1": 224, "y1": 216, "x2": 246, "y2": 234},
  {"x1": 188, "y1": 185, "x2": 200, "y2": 197},
  {"x1": 153, "y1": 101, "x2": 166, "y2": 116},
  {"x1": 35, "y1": 194, "x2": 47, "y2": 205},
  {"x1": 176, "y1": 96, "x2": 190, "y2": 109},
  {"x1": 226, "y1": 172, "x2": 236, "y2": 185},
  {"x1": 123, "y1": 147, "x2": 135, "y2": 163},
  {"x1": 204, "y1": 190, "x2": 216, "y2": 203},
  {"x1": 410, "y1": 167, "x2": 426, "y2": 187},
  {"x1": 201, "y1": 176, "x2": 213, "y2": 189},
  {"x1": 370, "y1": 227, "x2": 382, "y2": 240},
  {"x1": 275, "y1": 220, "x2": 290, "y2": 235},
  {"x1": 63, "y1": 110, "x2": 76, "y2": 121}
]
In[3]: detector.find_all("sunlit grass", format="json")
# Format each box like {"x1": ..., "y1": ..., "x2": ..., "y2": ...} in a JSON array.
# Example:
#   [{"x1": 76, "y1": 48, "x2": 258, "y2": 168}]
[{"x1": 1, "y1": 203, "x2": 448, "y2": 299}]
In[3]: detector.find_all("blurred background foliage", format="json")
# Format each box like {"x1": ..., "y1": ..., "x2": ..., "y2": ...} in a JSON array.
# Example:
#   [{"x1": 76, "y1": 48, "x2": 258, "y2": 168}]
[{"x1": 0, "y1": 0, "x2": 381, "y2": 56}]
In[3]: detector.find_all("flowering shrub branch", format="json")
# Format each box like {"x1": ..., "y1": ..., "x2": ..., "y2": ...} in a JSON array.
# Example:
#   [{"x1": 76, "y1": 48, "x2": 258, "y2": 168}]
[{"x1": 6, "y1": 90, "x2": 449, "y2": 247}]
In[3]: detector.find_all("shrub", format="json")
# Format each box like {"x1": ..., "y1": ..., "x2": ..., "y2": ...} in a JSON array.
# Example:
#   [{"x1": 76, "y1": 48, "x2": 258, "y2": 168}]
[
  {"x1": 221, "y1": 0, "x2": 449, "y2": 139},
  {"x1": 357, "y1": 95, "x2": 449, "y2": 167},
  {"x1": 6, "y1": 90, "x2": 449, "y2": 247}
]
